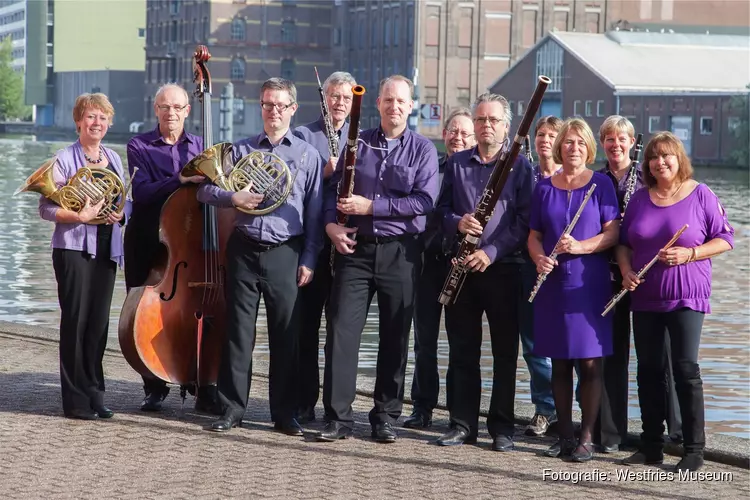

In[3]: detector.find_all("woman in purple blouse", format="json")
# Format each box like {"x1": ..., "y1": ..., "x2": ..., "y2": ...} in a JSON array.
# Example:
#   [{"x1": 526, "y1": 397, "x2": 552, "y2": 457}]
[
  {"x1": 618, "y1": 132, "x2": 734, "y2": 472},
  {"x1": 37, "y1": 93, "x2": 129, "y2": 420},
  {"x1": 528, "y1": 118, "x2": 620, "y2": 462}
]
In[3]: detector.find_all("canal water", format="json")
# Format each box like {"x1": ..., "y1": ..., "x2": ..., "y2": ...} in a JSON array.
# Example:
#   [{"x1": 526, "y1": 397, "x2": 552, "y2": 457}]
[{"x1": 0, "y1": 137, "x2": 747, "y2": 438}]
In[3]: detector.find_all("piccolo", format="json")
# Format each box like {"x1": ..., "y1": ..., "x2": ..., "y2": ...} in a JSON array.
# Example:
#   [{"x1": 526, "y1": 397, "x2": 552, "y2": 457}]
[
  {"x1": 527, "y1": 183, "x2": 597, "y2": 303},
  {"x1": 601, "y1": 224, "x2": 689, "y2": 316}
]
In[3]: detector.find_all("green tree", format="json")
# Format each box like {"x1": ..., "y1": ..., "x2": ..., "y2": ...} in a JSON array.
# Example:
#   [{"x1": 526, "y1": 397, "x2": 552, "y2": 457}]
[
  {"x1": 0, "y1": 37, "x2": 26, "y2": 121},
  {"x1": 727, "y1": 85, "x2": 750, "y2": 167}
]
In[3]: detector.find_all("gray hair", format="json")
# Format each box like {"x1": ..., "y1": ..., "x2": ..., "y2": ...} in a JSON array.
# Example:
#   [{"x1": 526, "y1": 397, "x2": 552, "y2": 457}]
[
  {"x1": 323, "y1": 71, "x2": 357, "y2": 93},
  {"x1": 443, "y1": 107, "x2": 472, "y2": 130},
  {"x1": 260, "y1": 77, "x2": 297, "y2": 103},
  {"x1": 154, "y1": 83, "x2": 190, "y2": 104},
  {"x1": 378, "y1": 74, "x2": 415, "y2": 99},
  {"x1": 472, "y1": 92, "x2": 513, "y2": 127}
]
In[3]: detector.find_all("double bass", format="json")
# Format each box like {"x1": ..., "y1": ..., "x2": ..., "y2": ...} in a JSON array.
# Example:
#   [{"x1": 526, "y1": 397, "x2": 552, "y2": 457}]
[{"x1": 118, "y1": 46, "x2": 234, "y2": 399}]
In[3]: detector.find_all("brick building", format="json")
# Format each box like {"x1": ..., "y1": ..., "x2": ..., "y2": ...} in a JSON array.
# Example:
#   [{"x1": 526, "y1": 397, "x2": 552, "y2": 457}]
[{"x1": 489, "y1": 31, "x2": 750, "y2": 166}]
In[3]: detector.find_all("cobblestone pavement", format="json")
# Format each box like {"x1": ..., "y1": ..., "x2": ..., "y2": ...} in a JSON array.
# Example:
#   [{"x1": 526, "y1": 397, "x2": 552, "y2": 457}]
[{"x1": 0, "y1": 333, "x2": 748, "y2": 500}]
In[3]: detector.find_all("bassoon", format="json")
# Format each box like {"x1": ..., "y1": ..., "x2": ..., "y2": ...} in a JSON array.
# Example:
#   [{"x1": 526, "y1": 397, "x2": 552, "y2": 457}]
[
  {"x1": 601, "y1": 224, "x2": 689, "y2": 316},
  {"x1": 438, "y1": 75, "x2": 551, "y2": 306}
]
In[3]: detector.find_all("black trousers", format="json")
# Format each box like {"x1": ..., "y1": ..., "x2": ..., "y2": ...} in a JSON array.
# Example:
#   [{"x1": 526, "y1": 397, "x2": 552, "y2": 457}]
[
  {"x1": 217, "y1": 231, "x2": 301, "y2": 421},
  {"x1": 53, "y1": 245, "x2": 116, "y2": 414},
  {"x1": 409, "y1": 248, "x2": 450, "y2": 414},
  {"x1": 633, "y1": 308, "x2": 705, "y2": 454},
  {"x1": 123, "y1": 205, "x2": 170, "y2": 397},
  {"x1": 295, "y1": 240, "x2": 333, "y2": 413},
  {"x1": 323, "y1": 236, "x2": 421, "y2": 428},
  {"x1": 444, "y1": 262, "x2": 521, "y2": 438}
]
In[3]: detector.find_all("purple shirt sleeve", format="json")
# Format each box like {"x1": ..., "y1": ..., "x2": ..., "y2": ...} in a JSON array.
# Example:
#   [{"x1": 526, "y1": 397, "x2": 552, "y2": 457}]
[
  {"x1": 437, "y1": 157, "x2": 462, "y2": 237},
  {"x1": 701, "y1": 185, "x2": 735, "y2": 248},
  {"x1": 128, "y1": 139, "x2": 182, "y2": 205},
  {"x1": 38, "y1": 158, "x2": 67, "y2": 222},
  {"x1": 598, "y1": 175, "x2": 620, "y2": 225}
]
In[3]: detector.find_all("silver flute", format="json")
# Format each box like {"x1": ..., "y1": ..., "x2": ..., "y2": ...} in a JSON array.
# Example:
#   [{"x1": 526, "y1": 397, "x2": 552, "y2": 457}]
[{"x1": 528, "y1": 183, "x2": 597, "y2": 303}]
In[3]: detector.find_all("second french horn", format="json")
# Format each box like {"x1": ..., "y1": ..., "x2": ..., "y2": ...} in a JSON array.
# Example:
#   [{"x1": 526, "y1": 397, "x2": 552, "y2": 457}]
[{"x1": 181, "y1": 144, "x2": 294, "y2": 216}]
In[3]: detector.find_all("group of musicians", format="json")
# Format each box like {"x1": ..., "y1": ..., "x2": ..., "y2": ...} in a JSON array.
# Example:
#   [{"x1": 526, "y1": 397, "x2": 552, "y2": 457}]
[{"x1": 33, "y1": 68, "x2": 734, "y2": 473}]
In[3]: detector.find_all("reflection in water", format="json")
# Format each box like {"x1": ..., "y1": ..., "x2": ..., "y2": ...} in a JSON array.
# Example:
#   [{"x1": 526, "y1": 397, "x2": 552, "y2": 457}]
[{"x1": 1, "y1": 138, "x2": 748, "y2": 438}]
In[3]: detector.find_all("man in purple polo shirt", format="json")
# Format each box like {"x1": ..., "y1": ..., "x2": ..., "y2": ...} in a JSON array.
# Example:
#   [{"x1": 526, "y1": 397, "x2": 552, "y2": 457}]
[
  {"x1": 316, "y1": 75, "x2": 440, "y2": 443},
  {"x1": 124, "y1": 83, "x2": 206, "y2": 412},
  {"x1": 434, "y1": 92, "x2": 532, "y2": 451},
  {"x1": 197, "y1": 77, "x2": 324, "y2": 435},
  {"x1": 292, "y1": 71, "x2": 356, "y2": 424}
]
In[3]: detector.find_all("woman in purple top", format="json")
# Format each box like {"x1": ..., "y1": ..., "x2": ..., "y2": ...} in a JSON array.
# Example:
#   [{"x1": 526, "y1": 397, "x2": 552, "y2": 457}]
[
  {"x1": 36, "y1": 93, "x2": 129, "y2": 421},
  {"x1": 618, "y1": 132, "x2": 734, "y2": 472},
  {"x1": 528, "y1": 118, "x2": 620, "y2": 462}
]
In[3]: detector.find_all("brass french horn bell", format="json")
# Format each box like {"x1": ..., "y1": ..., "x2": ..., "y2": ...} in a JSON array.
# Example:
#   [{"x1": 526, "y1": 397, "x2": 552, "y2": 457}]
[{"x1": 180, "y1": 142, "x2": 235, "y2": 191}]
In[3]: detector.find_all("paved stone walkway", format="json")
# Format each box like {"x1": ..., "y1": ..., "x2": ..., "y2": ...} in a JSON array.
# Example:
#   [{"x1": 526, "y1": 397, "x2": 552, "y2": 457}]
[{"x1": 0, "y1": 333, "x2": 747, "y2": 499}]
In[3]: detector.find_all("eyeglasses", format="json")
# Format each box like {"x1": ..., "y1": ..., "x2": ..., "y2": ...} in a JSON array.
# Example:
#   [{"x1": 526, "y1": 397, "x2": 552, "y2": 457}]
[
  {"x1": 260, "y1": 101, "x2": 295, "y2": 112},
  {"x1": 446, "y1": 128, "x2": 474, "y2": 139},
  {"x1": 156, "y1": 104, "x2": 188, "y2": 112},
  {"x1": 327, "y1": 93, "x2": 353, "y2": 104},
  {"x1": 473, "y1": 116, "x2": 503, "y2": 126},
  {"x1": 648, "y1": 153, "x2": 677, "y2": 161}
]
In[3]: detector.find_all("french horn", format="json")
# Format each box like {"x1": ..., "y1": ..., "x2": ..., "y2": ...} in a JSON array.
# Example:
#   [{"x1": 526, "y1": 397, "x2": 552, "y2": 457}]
[
  {"x1": 182, "y1": 144, "x2": 294, "y2": 216},
  {"x1": 15, "y1": 157, "x2": 128, "y2": 224}
]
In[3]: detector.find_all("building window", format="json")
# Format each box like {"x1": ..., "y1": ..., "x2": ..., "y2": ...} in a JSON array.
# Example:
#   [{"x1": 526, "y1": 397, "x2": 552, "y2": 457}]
[
  {"x1": 231, "y1": 18, "x2": 245, "y2": 41},
  {"x1": 700, "y1": 116, "x2": 713, "y2": 135},
  {"x1": 333, "y1": 27, "x2": 341, "y2": 46},
  {"x1": 649, "y1": 116, "x2": 660, "y2": 133},
  {"x1": 517, "y1": 101, "x2": 525, "y2": 116},
  {"x1": 281, "y1": 19, "x2": 296, "y2": 43},
  {"x1": 596, "y1": 100, "x2": 605, "y2": 117},
  {"x1": 138, "y1": 28, "x2": 145, "y2": 38},
  {"x1": 535, "y1": 40, "x2": 563, "y2": 92},
  {"x1": 384, "y1": 19, "x2": 390, "y2": 47},
  {"x1": 203, "y1": 17, "x2": 210, "y2": 41},
  {"x1": 231, "y1": 58, "x2": 246, "y2": 81},
  {"x1": 169, "y1": 0, "x2": 180, "y2": 16},
  {"x1": 585, "y1": 100, "x2": 593, "y2": 117},
  {"x1": 233, "y1": 98, "x2": 245, "y2": 124},
  {"x1": 573, "y1": 100, "x2": 581, "y2": 116},
  {"x1": 393, "y1": 15, "x2": 399, "y2": 46},
  {"x1": 728, "y1": 116, "x2": 740, "y2": 132},
  {"x1": 407, "y1": 7, "x2": 414, "y2": 46},
  {"x1": 281, "y1": 58, "x2": 296, "y2": 80}
]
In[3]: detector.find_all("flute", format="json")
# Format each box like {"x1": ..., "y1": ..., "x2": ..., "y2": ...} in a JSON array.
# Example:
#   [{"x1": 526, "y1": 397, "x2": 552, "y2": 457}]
[
  {"x1": 527, "y1": 183, "x2": 597, "y2": 303},
  {"x1": 601, "y1": 224, "x2": 689, "y2": 316}
]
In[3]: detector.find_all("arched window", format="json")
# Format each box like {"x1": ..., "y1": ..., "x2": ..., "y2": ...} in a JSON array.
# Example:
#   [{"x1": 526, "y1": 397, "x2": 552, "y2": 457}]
[
  {"x1": 281, "y1": 19, "x2": 296, "y2": 43},
  {"x1": 231, "y1": 18, "x2": 245, "y2": 41},
  {"x1": 231, "y1": 58, "x2": 246, "y2": 81},
  {"x1": 280, "y1": 58, "x2": 296, "y2": 81}
]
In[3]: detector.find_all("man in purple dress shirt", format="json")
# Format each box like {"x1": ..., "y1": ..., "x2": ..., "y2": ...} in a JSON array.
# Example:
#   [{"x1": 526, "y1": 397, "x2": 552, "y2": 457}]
[
  {"x1": 434, "y1": 93, "x2": 532, "y2": 451},
  {"x1": 292, "y1": 71, "x2": 356, "y2": 424},
  {"x1": 197, "y1": 78, "x2": 324, "y2": 435},
  {"x1": 124, "y1": 83, "x2": 206, "y2": 412},
  {"x1": 316, "y1": 75, "x2": 440, "y2": 443}
]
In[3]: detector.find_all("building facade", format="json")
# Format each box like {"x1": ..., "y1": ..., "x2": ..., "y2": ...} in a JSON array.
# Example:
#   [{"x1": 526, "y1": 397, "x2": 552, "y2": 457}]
[{"x1": 0, "y1": 0, "x2": 25, "y2": 73}]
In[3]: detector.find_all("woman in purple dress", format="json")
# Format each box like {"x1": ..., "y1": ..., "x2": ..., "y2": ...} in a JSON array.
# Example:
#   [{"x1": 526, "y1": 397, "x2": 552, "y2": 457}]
[
  {"x1": 528, "y1": 118, "x2": 620, "y2": 462},
  {"x1": 618, "y1": 132, "x2": 734, "y2": 472}
]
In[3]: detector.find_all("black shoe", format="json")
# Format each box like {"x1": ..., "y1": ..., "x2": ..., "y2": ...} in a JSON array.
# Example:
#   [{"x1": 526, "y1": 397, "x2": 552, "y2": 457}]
[
  {"x1": 209, "y1": 411, "x2": 243, "y2": 432},
  {"x1": 274, "y1": 418, "x2": 304, "y2": 437},
  {"x1": 195, "y1": 397, "x2": 223, "y2": 416},
  {"x1": 621, "y1": 450, "x2": 664, "y2": 466},
  {"x1": 491, "y1": 435, "x2": 514, "y2": 452},
  {"x1": 315, "y1": 421, "x2": 353, "y2": 442},
  {"x1": 675, "y1": 453, "x2": 704, "y2": 472},
  {"x1": 597, "y1": 443, "x2": 619, "y2": 453},
  {"x1": 296, "y1": 407, "x2": 316, "y2": 424},
  {"x1": 92, "y1": 406, "x2": 114, "y2": 419},
  {"x1": 570, "y1": 442, "x2": 594, "y2": 462},
  {"x1": 403, "y1": 411, "x2": 432, "y2": 429},
  {"x1": 436, "y1": 428, "x2": 477, "y2": 446},
  {"x1": 544, "y1": 438, "x2": 576, "y2": 458},
  {"x1": 65, "y1": 409, "x2": 99, "y2": 421},
  {"x1": 371, "y1": 422, "x2": 397, "y2": 443},
  {"x1": 141, "y1": 391, "x2": 167, "y2": 412}
]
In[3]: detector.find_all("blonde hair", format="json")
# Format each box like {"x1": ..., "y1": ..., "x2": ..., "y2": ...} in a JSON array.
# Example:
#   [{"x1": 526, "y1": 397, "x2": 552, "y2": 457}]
[
  {"x1": 534, "y1": 115, "x2": 563, "y2": 135},
  {"x1": 599, "y1": 115, "x2": 635, "y2": 143},
  {"x1": 552, "y1": 117, "x2": 597, "y2": 165},
  {"x1": 73, "y1": 93, "x2": 115, "y2": 133},
  {"x1": 642, "y1": 131, "x2": 694, "y2": 188}
]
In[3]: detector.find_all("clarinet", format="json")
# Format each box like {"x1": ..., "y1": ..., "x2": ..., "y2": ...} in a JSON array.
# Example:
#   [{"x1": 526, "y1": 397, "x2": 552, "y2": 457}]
[
  {"x1": 601, "y1": 224, "x2": 689, "y2": 316},
  {"x1": 329, "y1": 84, "x2": 366, "y2": 270},
  {"x1": 438, "y1": 75, "x2": 551, "y2": 306},
  {"x1": 622, "y1": 133, "x2": 643, "y2": 211},
  {"x1": 527, "y1": 183, "x2": 597, "y2": 303},
  {"x1": 314, "y1": 66, "x2": 339, "y2": 160},
  {"x1": 523, "y1": 135, "x2": 534, "y2": 164}
]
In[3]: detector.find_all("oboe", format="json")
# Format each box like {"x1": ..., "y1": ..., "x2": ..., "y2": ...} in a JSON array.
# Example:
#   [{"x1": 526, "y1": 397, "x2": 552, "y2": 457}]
[
  {"x1": 527, "y1": 183, "x2": 597, "y2": 303},
  {"x1": 438, "y1": 75, "x2": 551, "y2": 306},
  {"x1": 314, "y1": 66, "x2": 339, "y2": 160},
  {"x1": 622, "y1": 133, "x2": 643, "y2": 211},
  {"x1": 601, "y1": 224, "x2": 689, "y2": 316}
]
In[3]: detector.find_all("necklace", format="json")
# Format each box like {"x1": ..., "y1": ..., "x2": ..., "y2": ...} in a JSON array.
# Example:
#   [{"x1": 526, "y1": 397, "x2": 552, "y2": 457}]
[
  {"x1": 653, "y1": 182, "x2": 684, "y2": 200},
  {"x1": 83, "y1": 146, "x2": 104, "y2": 164}
]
